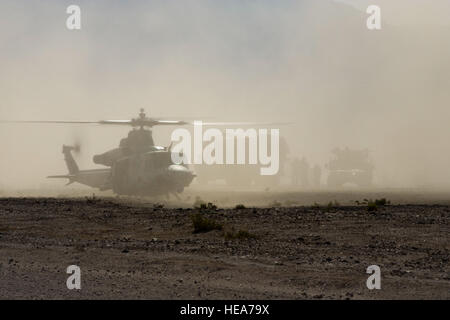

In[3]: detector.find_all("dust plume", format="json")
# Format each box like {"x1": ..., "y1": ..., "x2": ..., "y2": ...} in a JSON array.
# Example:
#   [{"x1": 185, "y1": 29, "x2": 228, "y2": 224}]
[{"x1": 0, "y1": 0, "x2": 449, "y2": 193}]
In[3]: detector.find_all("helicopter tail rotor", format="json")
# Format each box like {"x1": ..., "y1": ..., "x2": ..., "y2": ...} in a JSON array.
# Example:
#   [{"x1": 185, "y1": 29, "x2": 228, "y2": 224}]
[{"x1": 63, "y1": 144, "x2": 80, "y2": 155}]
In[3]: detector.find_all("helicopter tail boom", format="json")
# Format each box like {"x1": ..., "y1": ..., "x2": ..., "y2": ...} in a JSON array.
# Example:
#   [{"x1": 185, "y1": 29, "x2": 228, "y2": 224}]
[
  {"x1": 47, "y1": 175, "x2": 76, "y2": 186},
  {"x1": 48, "y1": 145, "x2": 112, "y2": 191}
]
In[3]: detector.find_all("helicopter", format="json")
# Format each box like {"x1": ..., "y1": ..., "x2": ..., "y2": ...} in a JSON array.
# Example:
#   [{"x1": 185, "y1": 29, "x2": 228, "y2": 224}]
[{"x1": 6, "y1": 109, "x2": 196, "y2": 197}]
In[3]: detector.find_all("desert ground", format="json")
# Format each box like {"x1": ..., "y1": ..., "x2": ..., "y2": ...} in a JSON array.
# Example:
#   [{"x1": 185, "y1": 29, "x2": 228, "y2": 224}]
[{"x1": 0, "y1": 189, "x2": 449, "y2": 299}]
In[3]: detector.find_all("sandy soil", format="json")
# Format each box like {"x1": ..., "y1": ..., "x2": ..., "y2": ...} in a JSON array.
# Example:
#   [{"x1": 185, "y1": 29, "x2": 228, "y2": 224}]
[{"x1": 0, "y1": 192, "x2": 448, "y2": 299}]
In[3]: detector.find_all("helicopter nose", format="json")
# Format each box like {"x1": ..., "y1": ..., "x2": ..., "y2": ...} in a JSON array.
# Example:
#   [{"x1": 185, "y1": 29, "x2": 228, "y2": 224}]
[{"x1": 167, "y1": 165, "x2": 196, "y2": 182}]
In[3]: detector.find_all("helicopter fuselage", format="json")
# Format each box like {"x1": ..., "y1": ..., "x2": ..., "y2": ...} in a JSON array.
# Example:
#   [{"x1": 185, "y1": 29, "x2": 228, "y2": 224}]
[
  {"x1": 111, "y1": 150, "x2": 195, "y2": 196},
  {"x1": 49, "y1": 132, "x2": 196, "y2": 196},
  {"x1": 5, "y1": 109, "x2": 197, "y2": 196}
]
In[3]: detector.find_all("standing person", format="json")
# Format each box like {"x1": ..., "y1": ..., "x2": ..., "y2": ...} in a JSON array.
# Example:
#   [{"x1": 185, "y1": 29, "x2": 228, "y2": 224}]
[
  {"x1": 299, "y1": 157, "x2": 310, "y2": 188},
  {"x1": 312, "y1": 164, "x2": 322, "y2": 188},
  {"x1": 291, "y1": 157, "x2": 301, "y2": 186}
]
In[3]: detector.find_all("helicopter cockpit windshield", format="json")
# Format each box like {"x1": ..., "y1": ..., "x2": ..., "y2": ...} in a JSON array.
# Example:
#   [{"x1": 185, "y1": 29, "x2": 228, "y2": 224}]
[{"x1": 120, "y1": 128, "x2": 155, "y2": 152}]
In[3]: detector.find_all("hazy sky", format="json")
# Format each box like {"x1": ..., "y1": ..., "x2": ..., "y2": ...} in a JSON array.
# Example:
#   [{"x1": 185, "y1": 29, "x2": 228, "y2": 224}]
[{"x1": 0, "y1": 0, "x2": 449, "y2": 190}]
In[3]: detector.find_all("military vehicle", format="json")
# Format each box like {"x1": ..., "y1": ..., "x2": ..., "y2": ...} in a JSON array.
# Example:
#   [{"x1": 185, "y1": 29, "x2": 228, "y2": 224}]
[{"x1": 326, "y1": 147, "x2": 374, "y2": 188}]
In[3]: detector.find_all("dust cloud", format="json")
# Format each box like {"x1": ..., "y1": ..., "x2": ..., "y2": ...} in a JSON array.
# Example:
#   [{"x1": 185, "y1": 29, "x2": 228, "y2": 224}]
[{"x1": 0, "y1": 0, "x2": 449, "y2": 193}]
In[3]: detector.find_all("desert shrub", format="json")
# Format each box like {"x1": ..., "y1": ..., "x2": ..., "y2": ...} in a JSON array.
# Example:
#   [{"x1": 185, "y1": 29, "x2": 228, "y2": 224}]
[
  {"x1": 85, "y1": 194, "x2": 99, "y2": 204},
  {"x1": 206, "y1": 202, "x2": 217, "y2": 210},
  {"x1": 312, "y1": 201, "x2": 338, "y2": 211},
  {"x1": 235, "y1": 204, "x2": 246, "y2": 209},
  {"x1": 194, "y1": 196, "x2": 217, "y2": 210},
  {"x1": 153, "y1": 203, "x2": 164, "y2": 209},
  {"x1": 367, "y1": 201, "x2": 377, "y2": 212},
  {"x1": 191, "y1": 213, "x2": 223, "y2": 233},
  {"x1": 312, "y1": 202, "x2": 321, "y2": 209},
  {"x1": 193, "y1": 196, "x2": 206, "y2": 208},
  {"x1": 327, "y1": 201, "x2": 341, "y2": 209},
  {"x1": 374, "y1": 198, "x2": 390, "y2": 206},
  {"x1": 357, "y1": 198, "x2": 389, "y2": 211}
]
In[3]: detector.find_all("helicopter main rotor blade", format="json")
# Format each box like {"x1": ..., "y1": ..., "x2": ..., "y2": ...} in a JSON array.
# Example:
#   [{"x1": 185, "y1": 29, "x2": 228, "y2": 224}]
[
  {"x1": 0, "y1": 120, "x2": 99, "y2": 124},
  {"x1": 154, "y1": 120, "x2": 189, "y2": 126},
  {"x1": 200, "y1": 121, "x2": 291, "y2": 126},
  {"x1": 0, "y1": 119, "x2": 290, "y2": 127},
  {"x1": 0, "y1": 119, "x2": 189, "y2": 127},
  {"x1": 98, "y1": 120, "x2": 133, "y2": 125},
  {"x1": 99, "y1": 119, "x2": 189, "y2": 126}
]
